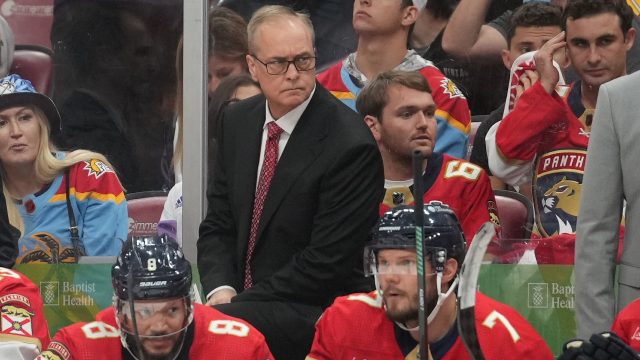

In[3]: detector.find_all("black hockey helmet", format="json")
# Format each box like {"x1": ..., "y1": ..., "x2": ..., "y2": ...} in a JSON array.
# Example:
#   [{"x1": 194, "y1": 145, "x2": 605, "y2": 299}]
[
  {"x1": 112, "y1": 235, "x2": 192, "y2": 301},
  {"x1": 364, "y1": 201, "x2": 467, "y2": 275}
]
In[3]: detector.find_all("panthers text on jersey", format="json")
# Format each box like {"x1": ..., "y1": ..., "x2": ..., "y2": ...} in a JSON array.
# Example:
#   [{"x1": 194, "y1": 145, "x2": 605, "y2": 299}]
[
  {"x1": 306, "y1": 291, "x2": 553, "y2": 360},
  {"x1": 37, "y1": 304, "x2": 273, "y2": 360}
]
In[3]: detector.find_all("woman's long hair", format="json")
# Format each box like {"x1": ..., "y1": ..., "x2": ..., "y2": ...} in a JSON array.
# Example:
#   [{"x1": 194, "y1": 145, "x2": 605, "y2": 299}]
[{"x1": 2, "y1": 106, "x2": 113, "y2": 233}]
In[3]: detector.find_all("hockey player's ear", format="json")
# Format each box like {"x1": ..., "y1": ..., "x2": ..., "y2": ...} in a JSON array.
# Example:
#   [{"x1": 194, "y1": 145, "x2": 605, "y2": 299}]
[
  {"x1": 442, "y1": 258, "x2": 458, "y2": 287},
  {"x1": 364, "y1": 115, "x2": 382, "y2": 142}
]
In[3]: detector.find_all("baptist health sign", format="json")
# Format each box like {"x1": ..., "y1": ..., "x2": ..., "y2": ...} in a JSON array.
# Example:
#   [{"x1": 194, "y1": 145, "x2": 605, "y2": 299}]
[
  {"x1": 16, "y1": 264, "x2": 113, "y2": 335},
  {"x1": 479, "y1": 264, "x2": 576, "y2": 356},
  {"x1": 528, "y1": 282, "x2": 574, "y2": 309},
  {"x1": 39, "y1": 281, "x2": 96, "y2": 307}
]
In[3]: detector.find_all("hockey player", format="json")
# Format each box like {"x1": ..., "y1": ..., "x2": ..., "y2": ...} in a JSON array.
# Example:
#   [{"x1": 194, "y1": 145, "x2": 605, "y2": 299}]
[
  {"x1": 317, "y1": 0, "x2": 471, "y2": 159},
  {"x1": 356, "y1": 70, "x2": 498, "y2": 243},
  {"x1": 306, "y1": 203, "x2": 553, "y2": 360},
  {"x1": 37, "y1": 235, "x2": 273, "y2": 360},
  {"x1": 0, "y1": 267, "x2": 49, "y2": 359}
]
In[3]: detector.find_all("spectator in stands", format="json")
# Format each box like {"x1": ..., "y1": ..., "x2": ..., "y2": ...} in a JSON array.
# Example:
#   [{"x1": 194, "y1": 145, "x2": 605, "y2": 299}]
[
  {"x1": 208, "y1": 6, "x2": 250, "y2": 94},
  {"x1": 307, "y1": 204, "x2": 553, "y2": 359},
  {"x1": 484, "y1": 0, "x2": 635, "y2": 264},
  {"x1": 172, "y1": 7, "x2": 249, "y2": 181},
  {"x1": 576, "y1": 70, "x2": 640, "y2": 338},
  {"x1": 469, "y1": 2, "x2": 564, "y2": 190},
  {"x1": 0, "y1": 267, "x2": 50, "y2": 358},
  {"x1": 317, "y1": 0, "x2": 471, "y2": 159},
  {"x1": 160, "y1": 74, "x2": 261, "y2": 245},
  {"x1": 442, "y1": 0, "x2": 640, "y2": 73},
  {"x1": 37, "y1": 235, "x2": 274, "y2": 359},
  {"x1": 52, "y1": 3, "x2": 176, "y2": 192},
  {"x1": 356, "y1": 70, "x2": 498, "y2": 244},
  {"x1": 208, "y1": 74, "x2": 261, "y2": 143},
  {"x1": 0, "y1": 75, "x2": 127, "y2": 263},
  {"x1": 197, "y1": 5, "x2": 384, "y2": 358},
  {"x1": 411, "y1": 0, "x2": 508, "y2": 115}
]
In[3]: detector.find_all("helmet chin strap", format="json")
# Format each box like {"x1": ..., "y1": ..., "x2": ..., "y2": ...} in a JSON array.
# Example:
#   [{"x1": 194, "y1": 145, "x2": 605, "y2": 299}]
[{"x1": 394, "y1": 273, "x2": 459, "y2": 331}]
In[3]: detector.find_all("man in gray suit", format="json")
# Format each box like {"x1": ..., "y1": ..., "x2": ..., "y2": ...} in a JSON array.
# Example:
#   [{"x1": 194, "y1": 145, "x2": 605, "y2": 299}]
[{"x1": 576, "y1": 69, "x2": 640, "y2": 338}]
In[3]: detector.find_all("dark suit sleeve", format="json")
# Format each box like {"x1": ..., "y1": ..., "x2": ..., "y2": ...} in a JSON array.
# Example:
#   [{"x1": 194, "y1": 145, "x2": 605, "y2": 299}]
[
  {"x1": 197, "y1": 114, "x2": 238, "y2": 295},
  {"x1": 237, "y1": 141, "x2": 384, "y2": 304}
]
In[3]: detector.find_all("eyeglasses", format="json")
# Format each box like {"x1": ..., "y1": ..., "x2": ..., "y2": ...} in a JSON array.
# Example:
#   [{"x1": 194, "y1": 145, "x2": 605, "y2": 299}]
[{"x1": 251, "y1": 55, "x2": 317, "y2": 75}]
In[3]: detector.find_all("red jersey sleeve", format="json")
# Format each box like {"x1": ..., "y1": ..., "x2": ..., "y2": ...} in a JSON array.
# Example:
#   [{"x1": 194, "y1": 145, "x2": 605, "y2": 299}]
[
  {"x1": 495, "y1": 82, "x2": 568, "y2": 162},
  {"x1": 0, "y1": 267, "x2": 50, "y2": 351}
]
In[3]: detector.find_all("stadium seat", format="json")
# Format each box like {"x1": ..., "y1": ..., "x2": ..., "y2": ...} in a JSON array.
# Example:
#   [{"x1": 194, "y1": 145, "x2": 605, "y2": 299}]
[
  {"x1": 466, "y1": 116, "x2": 485, "y2": 160},
  {"x1": 10, "y1": 45, "x2": 54, "y2": 95},
  {"x1": 126, "y1": 191, "x2": 168, "y2": 238},
  {"x1": 494, "y1": 189, "x2": 534, "y2": 241}
]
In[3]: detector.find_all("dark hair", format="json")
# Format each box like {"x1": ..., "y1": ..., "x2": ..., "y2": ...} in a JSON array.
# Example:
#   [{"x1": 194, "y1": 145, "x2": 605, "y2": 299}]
[
  {"x1": 209, "y1": 6, "x2": 248, "y2": 64},
  {"x1": 401, "y1": 0, "x2": 414, "y2": 8},
  {"x1": 425, "y1": 0, "x2": 460, "y2": 20},
  {"x1": 208, "y1": 74, "x2": 260, "y2": 141},
  {"x1": 563, "y1": 0, "x2": 634, "y2": 36},
  {"x1": 507, "y1": 2, "x2": 563, "y2": 47},
  {"x1": 356, "y1": 70, "x2": 431, "y2": 122}
]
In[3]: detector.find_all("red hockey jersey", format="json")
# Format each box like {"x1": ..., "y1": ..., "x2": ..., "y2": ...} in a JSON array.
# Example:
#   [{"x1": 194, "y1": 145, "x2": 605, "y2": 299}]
[
  {"x1": 318, "y1": 60, "x2": 471, "y2": 159},
  {"x1": 379, "y1": 153, "x2": 499, "y2": 244},
  {"x1": 612, "y1": 298, "x2": 640, "y2": 352},
  {"x1": 37, "y1": 304, "x2": 273, "y2": 360},
  {"x1": 307, "y1": 291, "x2": 553, "y2": 360},
  {"x1": 0, "y1": 267, "x2": 50, "y2": 351},
  {"x1": 488, "y1": 82, "x2": 589, "y2": 239}
]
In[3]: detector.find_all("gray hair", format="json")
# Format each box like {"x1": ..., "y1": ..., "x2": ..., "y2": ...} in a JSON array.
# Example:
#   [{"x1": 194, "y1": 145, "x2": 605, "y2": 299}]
[{"x1": 247, "y1": 5, "x2": 315, "y2": 54}]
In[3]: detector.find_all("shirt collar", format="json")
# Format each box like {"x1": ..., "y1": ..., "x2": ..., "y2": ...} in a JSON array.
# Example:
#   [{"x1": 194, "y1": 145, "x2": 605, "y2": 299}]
[
  {"x1": 343, "y1": 50, "x2": 433, "y2": 86},
  {"x1": 264, "y1": 85, "x2": 316, "y2": 134}
]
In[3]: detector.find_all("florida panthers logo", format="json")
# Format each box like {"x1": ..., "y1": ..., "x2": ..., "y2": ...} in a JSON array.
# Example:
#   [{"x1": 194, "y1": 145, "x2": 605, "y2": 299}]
[
  {"x1": 440, "y1": 78, "x2": 465, "y2": 99},
  {"x1": 541, "y1": 177, "x2": 582, "y2": 234},
  {"x1": 83, "y1": 159, "x2": 113, "y2": 179},
  {"x1": 534, "y1": 149, "x2": 586, "y2": 237}
]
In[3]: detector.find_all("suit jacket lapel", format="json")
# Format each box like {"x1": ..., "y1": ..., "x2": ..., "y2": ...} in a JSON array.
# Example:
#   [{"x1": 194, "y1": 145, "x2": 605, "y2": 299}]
[{"x1": 256, "y1": 86, "x2": 329, "y2": 240}]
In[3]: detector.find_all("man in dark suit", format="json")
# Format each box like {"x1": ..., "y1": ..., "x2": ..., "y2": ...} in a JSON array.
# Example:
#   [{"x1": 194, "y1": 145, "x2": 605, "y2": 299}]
[{"x1": 197, "y1": 5, "x2": 384, "y2": 359}]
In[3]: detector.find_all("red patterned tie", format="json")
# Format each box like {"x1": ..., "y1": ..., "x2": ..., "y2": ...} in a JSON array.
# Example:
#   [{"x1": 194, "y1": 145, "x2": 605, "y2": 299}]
[{"x1": 244, "y1": 121, "x2": 284, "y2": 289}]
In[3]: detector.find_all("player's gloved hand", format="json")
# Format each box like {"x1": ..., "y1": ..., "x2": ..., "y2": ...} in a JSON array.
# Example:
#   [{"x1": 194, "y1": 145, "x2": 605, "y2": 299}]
[{"x1": 557, "y1": 332, "x2": 640, "y2": 360}]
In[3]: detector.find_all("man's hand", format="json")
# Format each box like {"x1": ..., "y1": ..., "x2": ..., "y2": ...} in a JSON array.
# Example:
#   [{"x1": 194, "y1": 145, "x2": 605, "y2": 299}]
[
  {"x1": 515, "y1": 69, "x2": 540, "y2": 105},
  {"x1": 533, "y1": 31, "x2": 566, "y2": 94},
  {"x1": 206, "y1": 288, "x2": 236, "y2": 306}
]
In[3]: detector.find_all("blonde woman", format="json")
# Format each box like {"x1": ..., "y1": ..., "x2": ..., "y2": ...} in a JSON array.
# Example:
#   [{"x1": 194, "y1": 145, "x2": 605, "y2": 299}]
[{"x1": 0, "y1": 74, "x2": 127, "y2": 263}]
